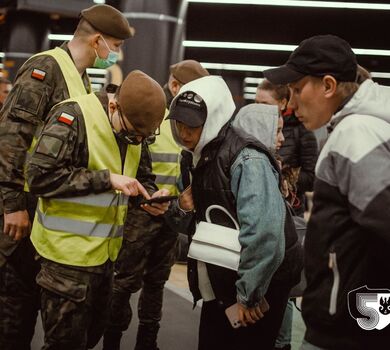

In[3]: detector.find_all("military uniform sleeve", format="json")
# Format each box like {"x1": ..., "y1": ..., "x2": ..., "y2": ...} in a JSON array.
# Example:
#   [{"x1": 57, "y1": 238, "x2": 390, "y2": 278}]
[
  {"x1": 0, "y1": 55, "x2": 64, "y2": 212},
  {"x1": 135, "y1": 142, "x2": 158, "y2": 194},
  {"x1": 26, "y1": 103, "x2": 111, "y2": 198}
]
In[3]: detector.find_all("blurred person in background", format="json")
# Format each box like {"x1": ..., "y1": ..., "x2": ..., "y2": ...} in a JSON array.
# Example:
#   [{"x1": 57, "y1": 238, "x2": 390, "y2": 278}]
[{"x1": 0, "y1": 77, "x2": 12, "y2": 110}]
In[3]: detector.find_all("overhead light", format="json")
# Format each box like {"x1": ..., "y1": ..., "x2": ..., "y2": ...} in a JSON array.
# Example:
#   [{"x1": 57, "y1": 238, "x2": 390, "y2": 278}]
[
  {"x1": 48, "y1": 34, "x2": 74, "y2": 41},
  {"x1": 244, "y1": 77, "x2": 264, "y2": 84},
  {"x1": 187, "y1": 0, "x2": 390, "y2": 11},
  {"x1": 0, "y1": 52, "x2": 4, "y2": 58},
  {"x1": 201, "y1": 61, "x2": 390, "y2": 80},
  {"x1": 86, "y1": 68, "x2": 107, "y2": 75},
  {"x1": 244, "y1": 93, "x2": 256, "y2": 100},
  {"x1": 93, "y1": 0, "x2": 106, "y2": 4},
  {"x1": 371, "y1": 72, "x2": 390, "y2": 79},
  {"x1": 244, "y1": 86, "x2": 258, "y2": 93},
  {"x1": 200, "y1": 62, "x2": 273, "y2": 72},
  {"x1": 184, "y1": 40, "x2": 390, "y2": 57}
]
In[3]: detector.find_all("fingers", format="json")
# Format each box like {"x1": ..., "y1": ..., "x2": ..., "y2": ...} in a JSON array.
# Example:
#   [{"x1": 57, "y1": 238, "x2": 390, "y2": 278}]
[
  {"x1": 136, "y1": 181, "x2": 150, "y2": 199},
  {"x1": 260, "y1": 297, "x2": 270, "y2": 313},
  {"x1": 141, "y1": 201, "x2": 170, "y2": 216}
]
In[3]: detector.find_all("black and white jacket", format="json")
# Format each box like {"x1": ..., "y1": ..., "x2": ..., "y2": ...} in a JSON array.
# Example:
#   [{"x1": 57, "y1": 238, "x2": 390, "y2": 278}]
[{"x1": 302, "y1": 79, "x2": 390, "y2": 350}]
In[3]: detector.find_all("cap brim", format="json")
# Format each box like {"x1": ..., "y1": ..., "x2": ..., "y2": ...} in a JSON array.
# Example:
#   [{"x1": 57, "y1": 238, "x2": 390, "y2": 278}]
[
  {"x1": 166, "y1": 105, "x2": 205, "y2": 128},
  {"x1": 263, "y1": 65, "x2": 306, "y2": 85}
]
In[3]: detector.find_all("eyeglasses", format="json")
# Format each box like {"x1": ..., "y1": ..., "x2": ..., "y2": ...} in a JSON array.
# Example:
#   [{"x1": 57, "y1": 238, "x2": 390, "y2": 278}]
[{"x1": 117, "y1": 106, "x2": 160, "y2": 145}]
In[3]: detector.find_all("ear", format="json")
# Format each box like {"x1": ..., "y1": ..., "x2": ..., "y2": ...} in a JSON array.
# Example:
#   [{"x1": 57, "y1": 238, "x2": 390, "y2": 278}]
[
  {"x1": 322, "y1": 75, "x2": 338, "y2": 98},
  {"x1": 169, "y1": 79, "x2": 182, "y2": 97},
  {"x1": 279, "y1": 97, "x2": 288, "y2": 111},
  {"x1": 91, "y1": 33, "x2": 101, "y2": 50},
  {"x1": 109, "y1": 100, "x2": 117, "y2": 114}
]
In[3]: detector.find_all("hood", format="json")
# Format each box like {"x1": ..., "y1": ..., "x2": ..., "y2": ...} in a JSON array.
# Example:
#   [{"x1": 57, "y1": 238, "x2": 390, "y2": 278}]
[
  {"x1": 332, "y1": 79, "x2": 390, "y2": 124},
  {"x1": 232, "y1": 103, "x2": 279, "y2": 151},
  {"x1": 170, "y1": 75, "x2": 236, "y2": 165}
]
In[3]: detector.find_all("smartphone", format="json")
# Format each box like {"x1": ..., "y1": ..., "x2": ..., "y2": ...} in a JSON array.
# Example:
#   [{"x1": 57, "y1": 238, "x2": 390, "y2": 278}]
[
  {"x1": 225, "y1": 303, "x2": 241, "y2": 329},
  {"x1": 140, "y1": 195, "x2": 178, "y2": 205}
]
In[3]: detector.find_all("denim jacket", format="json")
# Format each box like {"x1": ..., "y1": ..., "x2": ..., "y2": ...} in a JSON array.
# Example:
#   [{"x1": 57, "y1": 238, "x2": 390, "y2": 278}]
[{"x1": 231, "y1": 147, "x2": 285, "y2": 306}]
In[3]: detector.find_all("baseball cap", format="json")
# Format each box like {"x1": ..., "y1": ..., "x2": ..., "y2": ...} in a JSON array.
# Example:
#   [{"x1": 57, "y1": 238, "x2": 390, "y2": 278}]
[
  {"x1": 170, "y1": 60, "x2": 209, "y2": 84},
  {"x1": 119, "y1": 70, "x2": 166, "y2": 135},
  {"x1": 81, "y1": 4, "x2": 135, "y2": 40},
  {"x1": 166, "y1": 91, "x2": 207, "y2": 127},
  {"x1": 263, "y1": 35, "x2": 358, "y2": 85}
]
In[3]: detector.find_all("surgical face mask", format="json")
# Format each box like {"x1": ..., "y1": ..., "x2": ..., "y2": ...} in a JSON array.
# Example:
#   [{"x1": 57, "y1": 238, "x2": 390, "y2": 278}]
[{"x1": 93, "y1": 36, "x2": 119, "y2": 69}]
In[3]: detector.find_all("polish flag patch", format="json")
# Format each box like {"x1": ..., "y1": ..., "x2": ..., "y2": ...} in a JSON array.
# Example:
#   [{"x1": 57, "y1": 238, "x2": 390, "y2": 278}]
[
  {"x1": 31, "y1": 68, "x2": 46, "y2": 81},
  {"x1": 58, "y1": 112, "x2": 75, "y2": 125}
]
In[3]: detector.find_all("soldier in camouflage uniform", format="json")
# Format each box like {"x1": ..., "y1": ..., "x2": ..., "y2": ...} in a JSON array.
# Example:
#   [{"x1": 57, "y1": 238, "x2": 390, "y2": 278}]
[
  {"x1": 103, "y1": 60, "x2": 209, "y2": 350},
  {"x1": 26, "y1": 70, "x2": 169, "y2": 350},
  {"x1": 0, "y1": 4, "x2": 134, "y2": 349}
]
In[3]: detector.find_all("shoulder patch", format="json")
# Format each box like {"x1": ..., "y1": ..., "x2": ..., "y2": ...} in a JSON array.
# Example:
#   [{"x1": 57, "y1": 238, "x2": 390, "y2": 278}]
[
  {"x1": 31, "y1": 68, "x2": 47, "y2": 81},
  {"x1": 57, "y1": 112, "x2": 75, "y2": 125}
]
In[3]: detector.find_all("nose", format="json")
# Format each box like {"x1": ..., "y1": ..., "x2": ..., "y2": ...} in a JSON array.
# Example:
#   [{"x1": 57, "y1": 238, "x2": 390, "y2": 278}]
[{"x1": 280, "y1": 131, "x2": 285, "y2": 143}]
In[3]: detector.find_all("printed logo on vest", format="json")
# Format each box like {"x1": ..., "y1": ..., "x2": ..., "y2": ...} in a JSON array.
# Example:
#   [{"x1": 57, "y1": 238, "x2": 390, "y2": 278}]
[
  {"x1": 348, "y1": 285, "x2": 390, "y2": 330},
  {"x1": 31, "y1": 68, "x2": 47, "y2": 81}
]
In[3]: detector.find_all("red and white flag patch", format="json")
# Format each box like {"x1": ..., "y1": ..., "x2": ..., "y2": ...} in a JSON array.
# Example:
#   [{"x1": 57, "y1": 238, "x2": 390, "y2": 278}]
[
  {"x1": 58, "y1": 112, "x2": 75, "y2": 125},
  {"x1": 31, "y1": 68, "x2": 46, "y2": 81}
]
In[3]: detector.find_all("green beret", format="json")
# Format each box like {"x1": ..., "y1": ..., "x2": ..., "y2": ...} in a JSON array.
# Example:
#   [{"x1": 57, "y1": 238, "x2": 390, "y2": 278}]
[
  {"x1": 119, "y1": 70, "x2": 166, "y2": 136},
  {"x1": 170, "y1": 60, "x2": 209, "y2": 84},
  {"x1": 81, "y1": 4, "x2": 135, "y2": 40}
]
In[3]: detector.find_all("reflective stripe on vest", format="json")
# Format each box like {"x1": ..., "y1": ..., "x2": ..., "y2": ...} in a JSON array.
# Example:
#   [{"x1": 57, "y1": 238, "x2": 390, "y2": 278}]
[
  {"x1": 24, "y1": 47, "x2": 91, "y2": 192},
  {"x1": 31, "y1": 94, "x2": 141, "y2": 267},
  {"x1": 149, "y1": 117, "x2": 181, "y2": 196}
]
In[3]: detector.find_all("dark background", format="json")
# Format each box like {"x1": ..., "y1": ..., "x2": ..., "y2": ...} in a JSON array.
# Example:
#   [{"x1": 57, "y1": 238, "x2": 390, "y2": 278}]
[{"x1": 1, "y1": 0, "x2": 389, "y2": 105}]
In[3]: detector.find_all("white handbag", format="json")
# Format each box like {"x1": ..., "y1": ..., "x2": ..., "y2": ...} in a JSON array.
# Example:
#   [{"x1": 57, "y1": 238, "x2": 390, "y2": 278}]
[{"x1": 187, "y1": 205, "x2": 241, "y2": 271}]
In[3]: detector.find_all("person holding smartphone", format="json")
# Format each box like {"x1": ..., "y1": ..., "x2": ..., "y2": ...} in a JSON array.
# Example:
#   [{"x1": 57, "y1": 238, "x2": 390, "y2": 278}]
[{"x1": 166, "y1": 76, "x2": 303, "y2": 350}]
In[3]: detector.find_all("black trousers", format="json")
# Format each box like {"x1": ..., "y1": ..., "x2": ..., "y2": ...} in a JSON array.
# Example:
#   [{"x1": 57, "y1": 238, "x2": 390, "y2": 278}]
[{"x1": 198, "y1": 280, "x2": 290, "y2": 350}]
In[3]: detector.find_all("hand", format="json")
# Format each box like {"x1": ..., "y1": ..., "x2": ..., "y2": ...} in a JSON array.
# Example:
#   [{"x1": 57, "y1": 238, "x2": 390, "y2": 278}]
[
  {"x1": 4, "y1": 210, "x2": 31, "y2": 241},
  {"x1": 237, "y1": 297, "x2": 269, "y2": 327},
  {"x1": 141, "y1": 189, "x2": 171, "y2": 216},
  {"x1": 110, "y1": 173, "x2": 150, "y2": 198},
  {"x1": 178, "y1": 185, "x2": 194, "y2": 212}
]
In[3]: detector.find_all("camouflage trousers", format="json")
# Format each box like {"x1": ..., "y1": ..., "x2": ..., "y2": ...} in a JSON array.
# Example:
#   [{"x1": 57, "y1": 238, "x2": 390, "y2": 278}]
[
  {"x1": 37, "y1": 259, "x2": 113, "y2": 350},
  {"x1": 0, "y1": 215, "x2": 40, "y2": 350},
  {"x1": 106, "y1": 223, "x2": 178, "y2": 334}
]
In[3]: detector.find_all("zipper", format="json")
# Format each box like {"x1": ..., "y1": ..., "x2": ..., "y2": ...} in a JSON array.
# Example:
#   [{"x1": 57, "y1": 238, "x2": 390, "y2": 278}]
[{"x1": 328, "y1": 251, "x2": 340, "y2": 315}]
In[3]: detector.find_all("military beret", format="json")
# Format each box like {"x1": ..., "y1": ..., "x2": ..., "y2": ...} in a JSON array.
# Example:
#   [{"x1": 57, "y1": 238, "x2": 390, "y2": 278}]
[
  {"x1": 81, "y1": 4, "x2": 135, "y2": 40},
  {"x1": 170, "y1": 60, "x2": 209, "y2": 84},
  {"x1": 119, "y1": 70, "x2": 166, "y2": 136}
]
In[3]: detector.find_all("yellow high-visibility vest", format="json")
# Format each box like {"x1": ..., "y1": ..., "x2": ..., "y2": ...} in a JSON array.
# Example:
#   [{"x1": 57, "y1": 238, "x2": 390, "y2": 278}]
[
  {"x1": 24, "y1": 47, "x2": 91, "y2": 191},
  {"x1": 31, "y1": 93, "x2": 141, "y2": 267},
  {"x1": 149, "y1": 115, "x2": 181, "y2": 196}
]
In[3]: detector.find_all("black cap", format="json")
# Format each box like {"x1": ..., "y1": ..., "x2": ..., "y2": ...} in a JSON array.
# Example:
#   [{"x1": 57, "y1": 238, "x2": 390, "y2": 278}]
[
  {"x1": 263, "y1": 35, "x2": 358, "y2": 85},
  {"x1": 166, "y1": 91, "x2": 207, "y2": 127}
]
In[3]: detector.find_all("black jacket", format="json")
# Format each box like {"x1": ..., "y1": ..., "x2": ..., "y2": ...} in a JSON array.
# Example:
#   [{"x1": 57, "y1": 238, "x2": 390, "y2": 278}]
[
  {"x1": 279, "y1": 114, "x2": 318, "y2": 215},
  {"x1": 188, "y1": 123, "x2": 303, "y2": 307}
]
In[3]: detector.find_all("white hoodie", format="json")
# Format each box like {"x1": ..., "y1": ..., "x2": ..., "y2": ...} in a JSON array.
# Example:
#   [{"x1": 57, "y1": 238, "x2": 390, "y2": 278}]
[{"x1": 170, "y1": 76, "x2": 236, "y2": 166}]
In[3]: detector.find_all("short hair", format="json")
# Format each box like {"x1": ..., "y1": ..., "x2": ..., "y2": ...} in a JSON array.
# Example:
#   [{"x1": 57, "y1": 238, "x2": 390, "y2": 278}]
[
  {"x1": 73, "y1": 18, "x2": 99, "y2": 38},
  {"x1": 257, "y1": 79, "x2": 289, "y2": 102},
  {"x1": 336, "y1": 81, "x2": 359, "y2": 98},
  {"x1": 356, "y1": 65, "x2": 372, "y2": 84}
]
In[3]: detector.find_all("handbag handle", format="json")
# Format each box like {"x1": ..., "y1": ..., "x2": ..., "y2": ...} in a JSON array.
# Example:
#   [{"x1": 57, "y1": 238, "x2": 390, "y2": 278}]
[{"x1": 205, "y1": 205, "x2": 240, "y2": 230}]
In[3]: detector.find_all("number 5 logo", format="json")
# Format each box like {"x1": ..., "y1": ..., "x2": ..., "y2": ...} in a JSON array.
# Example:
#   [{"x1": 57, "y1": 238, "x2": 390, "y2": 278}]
[{"x1": 348, "y1": 286, "x2": 390, "y2": 330}]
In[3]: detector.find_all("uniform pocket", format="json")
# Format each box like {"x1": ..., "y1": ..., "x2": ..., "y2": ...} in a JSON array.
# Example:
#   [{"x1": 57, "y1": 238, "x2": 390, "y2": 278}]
[
  {"x1": 328, "y1": 252, "x2": 340, "y2": 315},
  {"x1": 36, "y1": 265, "x2": 87, "y2": 303}
]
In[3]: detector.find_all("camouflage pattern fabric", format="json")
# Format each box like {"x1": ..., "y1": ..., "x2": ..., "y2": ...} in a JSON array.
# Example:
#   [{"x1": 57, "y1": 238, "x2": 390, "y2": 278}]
[
  {"x1": 37, "y1": 259, "x2": 113, "y2": 350},
  {"x1": 0, "y1": 215, "x2": 40, "y2": 350},
  {"x1": 106, "y1": 208, "x2": 178, "y2": 340},
  {"x1": 0, "y1": 43, "x2": 90, "y2": 259}
]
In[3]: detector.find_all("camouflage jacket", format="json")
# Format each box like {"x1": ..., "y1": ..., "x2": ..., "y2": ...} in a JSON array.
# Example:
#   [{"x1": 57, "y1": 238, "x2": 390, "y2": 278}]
[
  {"x1": 0, "y1": 43, "x2": 90, "y2": 214},
  {"x1": 27, "y1": 92, "x2": 162, "y2": 245}
]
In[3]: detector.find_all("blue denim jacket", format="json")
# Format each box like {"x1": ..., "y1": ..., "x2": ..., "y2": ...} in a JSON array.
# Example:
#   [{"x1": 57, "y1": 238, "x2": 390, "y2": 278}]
[
  {"x1": 166, "y1": 147, "x2": 285, "y2": 307},
  {"x1": 231, "y1": 147, "x2": 285, "y2": 307}
]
